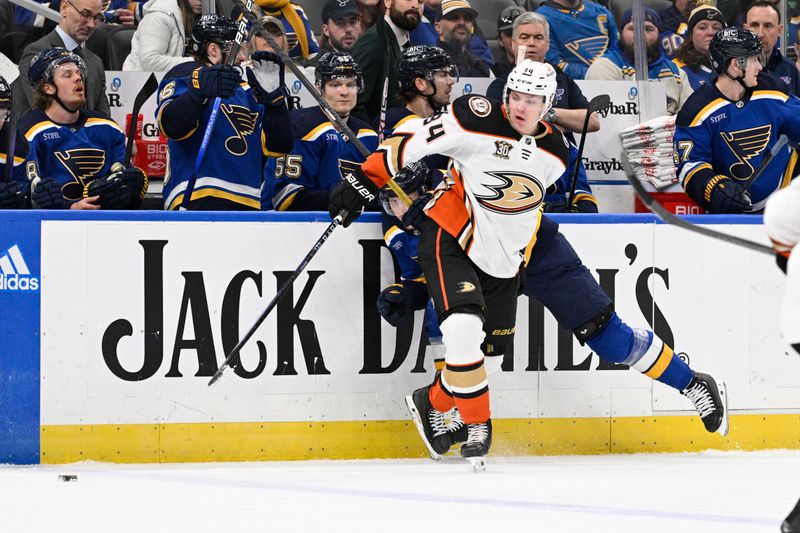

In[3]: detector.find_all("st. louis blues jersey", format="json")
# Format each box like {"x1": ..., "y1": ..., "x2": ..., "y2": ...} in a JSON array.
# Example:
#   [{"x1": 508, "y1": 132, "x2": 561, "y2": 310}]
[
  {"x1": 380, "y1": 106, "x2": 450, "y2": 177},
  {"x1": 0, "y1": 123, "x2": 29, "y2": 184},
  {"x1": 157, "y1": 61, "x2": 281, "y2": 210},
  {"x1": 19, "y1": 108, "x2": 124, "y2": 200},
  {"x1": 674, "y1": 73, "x2": 800, "y2": 212},
  {"x1": 538, "y1": 0, "x2": 619, "y2": 80},
  {"x1": 263, "y1": 106, "x2": 377, "y2": 210}
]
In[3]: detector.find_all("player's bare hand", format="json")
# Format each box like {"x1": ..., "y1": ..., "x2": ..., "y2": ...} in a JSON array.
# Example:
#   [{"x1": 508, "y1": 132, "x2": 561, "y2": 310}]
[
  {"x1": 115, "y1": 9, "x2": 135, "y2": 26},
  {"x1": 71, "y1": 196, "x2": 102, "y2": 210}
]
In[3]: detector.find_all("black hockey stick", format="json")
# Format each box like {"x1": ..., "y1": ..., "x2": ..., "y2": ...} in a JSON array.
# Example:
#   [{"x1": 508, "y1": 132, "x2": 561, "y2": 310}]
[
  {"x1": 180, "y1": 5, "x2": 251, "y2": 210},
  {"x1": 2, "y1": 110, "x2": 17, "y2": 183},
  {"x1": 567, "y1": 94, "x2": 610, "y2": 208},
  {"x1": 626, "y1": 171, "x2": 776, "y2": 255},
  {"x1": 740, "y1": 134, "x2": 788, "y2": 194},
  {"x1": 228, "y1": 0, "x2": 411, "y2": 204},
  {"x1": 208, "y1": 213, "x2": 344, "y2": 386},
  {"x1": 123, "y1": 73, "x2": 158, "y2": 167}
]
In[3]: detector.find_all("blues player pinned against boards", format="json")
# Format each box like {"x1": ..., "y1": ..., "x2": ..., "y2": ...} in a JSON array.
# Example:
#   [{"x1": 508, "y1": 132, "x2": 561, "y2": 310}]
[
  {"x1": 262, "y1": 52, "x2": 377, "y2": 211},
  {"x1": 0, "y1": 75, "x2": 30, "y2": 208},
  {"x1": 156, "y1": 14, "x2": 293, "y2": 210},
  {"x1": 674, "y1": 27, "x2": 800, "y2": 214},
  {"x1": 19, "y1": 48, "x2": 147, "y2": 210},
  {"x1": 329, "y1": 60, "x2": 729, "y2": 470}
]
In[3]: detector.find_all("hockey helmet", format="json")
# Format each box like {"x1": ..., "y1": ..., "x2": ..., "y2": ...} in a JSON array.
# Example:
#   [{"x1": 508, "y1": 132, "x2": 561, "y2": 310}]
[
  {"x1": 503, "y1": 59, "x2": 557, "y2": 120},
  {"x1": 28, "y1": 47, "x2": 86, "y2": 87},
  {"x1": 189, "y1": 14, "x2": 239, "y2": 57},
  {"x1": 380, "y1": 160, "x2": 431, "y2": 216},
  {"x1": 315, "y1": 52, "x2": 364, "y2": 93},
  {"x1": 709, "y1": 26, "x2": 763, "y2": 74},
  {"x1": 397, "y1": 46, "x2": 458, "y2": 94},
  {"x1": 0, "y1": 75, "x2": 10, "y2": 110}
]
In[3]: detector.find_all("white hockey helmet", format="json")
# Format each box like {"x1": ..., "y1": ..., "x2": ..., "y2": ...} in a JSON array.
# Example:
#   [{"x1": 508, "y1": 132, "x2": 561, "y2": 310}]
[{"x1": 503, "y1": 59, "x2": 557, "y2": 121}]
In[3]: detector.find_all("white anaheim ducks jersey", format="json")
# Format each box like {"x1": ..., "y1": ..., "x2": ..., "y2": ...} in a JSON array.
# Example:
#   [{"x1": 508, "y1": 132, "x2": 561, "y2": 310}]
[
  {"x1": 362, "y1": 94, "x2": 570, "y2": 278},
  {"x1": 764, "y1": 177, "x2": 800, "y2": 345}
]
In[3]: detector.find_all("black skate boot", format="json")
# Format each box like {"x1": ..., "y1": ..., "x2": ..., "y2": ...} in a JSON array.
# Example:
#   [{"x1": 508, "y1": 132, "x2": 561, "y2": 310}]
[
  {"x1": 460, "y1": 419, "x2": 492, "y2": 473},
  {"x1": 681, "y1": 372, "x2": 729, "y2": 436},
  {"x1": 782, "y1": 497, "x2": 800, "y2": 533},
  {"x1": 405, "y1": 385, "x2": 454, "y2": 460},
  {"x1": 445, "y1": 406, "x2": 468, "y2": 446}
]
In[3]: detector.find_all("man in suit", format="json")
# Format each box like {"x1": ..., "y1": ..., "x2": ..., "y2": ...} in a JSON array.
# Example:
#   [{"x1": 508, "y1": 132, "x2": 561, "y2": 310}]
[
  {"x1": 350, "y1": 0, "x2": 423, "y2": 122},
  {"x1": 11, "y1": 0, "x2": 109, "y2": 119}
]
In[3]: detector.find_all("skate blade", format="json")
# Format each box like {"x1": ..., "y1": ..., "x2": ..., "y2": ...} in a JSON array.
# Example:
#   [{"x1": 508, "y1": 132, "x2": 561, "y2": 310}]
[
  {"x1": 404, "y1": 395, "x2": 444, "y2": 461},
  {"x1": 717, "y1": 380, "x2": 730, "y2": 437},
  {"x1": 466, "y1": 456, "x2": 486, "y2": 473}
]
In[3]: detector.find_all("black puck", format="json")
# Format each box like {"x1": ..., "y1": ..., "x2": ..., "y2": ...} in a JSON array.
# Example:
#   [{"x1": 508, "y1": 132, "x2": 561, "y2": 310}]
[{"x1": 58, "y1": 474, "x2": 78, "y2": 482}]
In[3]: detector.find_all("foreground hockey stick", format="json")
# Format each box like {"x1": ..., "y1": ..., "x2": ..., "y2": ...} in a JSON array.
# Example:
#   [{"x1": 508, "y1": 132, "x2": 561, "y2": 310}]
[
  {"x1": 208, "y1": 214, "x2": 344, "y2": 386},
  {"x1": 180, "y1": 7, "x2": 251, "y2": 210},
  {"x1": 567, "y1": 94, "x2": 610, "y2": 208},
  {"x1": 2, "y1": 109, "x2": 17, "y2": 183},
  {"x1": 228, "y1": 0, "x2": 411, "y2": 204},
  {"x1": 123, "y1": 73, "x2": 158, "y2": 167}
]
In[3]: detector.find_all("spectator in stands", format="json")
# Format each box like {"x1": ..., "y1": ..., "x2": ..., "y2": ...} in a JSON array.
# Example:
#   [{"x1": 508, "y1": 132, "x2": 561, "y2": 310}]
[
  {"x1": 319, "y1": 0, "x2": 363, "y2": 54},
  {"x1": 0, "y1": 0, "x2": 58, "y2": 63},
  {"x1": 486, "y1": 12, "x2": 599, "y2": 139},
  {"x1": 350, "y1": 0, "x2": 423, "y2": 122},
  {"x1": 673, "y1": 3, "x2": 725, "y2": 90},
  {"x1": 658, "y1": 0, "x2": 696, "y2": 36},
  {"x1": 434, "y1": 0, "x2": 490, "y2": 77},
  {"x1": 255, "y1": 0, "x2": 319, "y2": 62},
  {"x1": 12, "y1": 0, "x2": 110, "y2": 120},
  {"x1": 410, "y1": 0, "x2": 492, "y2": 67},
  {"x1": 123, "y1": 0, "x2": 202, "y2": 72},
  {"x1": 492, "y1": 4, "x2": 523, "y2": 79},
  {"x1": 263, "y1": 52, "x2": 378, "y2": 210},
  {"x1": 745, "y1": 0, "x2": 800, "y2": 95},
  {"x1": 20, "y1": 48, "x2": 147, "y2": 210},
  {"x1": 537, "y1": 0, "x2": 618, "y2": 80},
  {"x1": 356, "y1": 0, "x2": 381, "y2": 31},
  {"x1": 104, "y1": 0, "x2": 143, "y2": 26},
  {"x1": 587, "y1": 8, "x2": 692, "y2": 115},
  {"x1": 252, "y1": 15, "x2": 290, "y2": 54}
]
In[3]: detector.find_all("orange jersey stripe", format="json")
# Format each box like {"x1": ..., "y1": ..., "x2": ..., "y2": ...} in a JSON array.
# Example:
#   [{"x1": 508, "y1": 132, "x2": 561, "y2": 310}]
[{"x1": 436, "y1": 227, "x2": 450, "y2": 311}]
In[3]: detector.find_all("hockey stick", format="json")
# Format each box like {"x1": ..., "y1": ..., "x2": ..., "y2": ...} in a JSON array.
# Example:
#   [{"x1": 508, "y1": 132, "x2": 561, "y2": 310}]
[
  {"x1": 208, "y1": 214, "x2": 344, "y2": 386},
  {"x1": 567, "y1": 94, "x2": 610, "y2": 208},
  {"x1": 228, "y1": 0, "x2": 411, "y2": 204},
  {"x1": 123, "y1": 73, "x2": 158, "y2": 167},
  {"x1": 626, "y1": 172, "x2": 776, "y2": 255},
  {"x1": 2, "y1": 109, "x2": 17, "y2": 183},
  {"x1": 741, "y1": 134, "x2": 788, "y2": 195},
  {"x1": 179, "y1": 7, "x2": 251, "y2": 210}
]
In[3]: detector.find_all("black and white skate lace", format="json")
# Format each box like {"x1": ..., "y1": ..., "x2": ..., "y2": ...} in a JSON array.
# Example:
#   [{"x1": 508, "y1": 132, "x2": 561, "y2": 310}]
[
  {"x1": 428, "y1": 407, "x2": 451, "y2": 439},
  {"x1": 466, "y1": 422, "x2": 490, "y2": 446},
  {"x1": 682, "y1": 380, "x2": 716, "y2": 419}
]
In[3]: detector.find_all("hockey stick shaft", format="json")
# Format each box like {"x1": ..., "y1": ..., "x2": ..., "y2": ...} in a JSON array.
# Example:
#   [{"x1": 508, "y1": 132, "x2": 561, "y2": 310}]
[
  {"x1": 626, "y1": 171, "x2": 775, "y2": 255},
  {"x1": 180, "y1": 7, "x2": 251, "y2": 210},
  {"x1": 207, "y1": 213, "x2": 345, "y2": 386},
  {"x1": 568, "y1": 94, "x2": 610, "y2": 208},
  {"x1": 124, "y1": 73, "x2": 159, "y2": 167},
  {"x1": 741, "y1": 134, "x2": 788, "y2": 194},
  {"x1": 228, "y1": 0, "x2": 411, "y2": 205},
  {"x1": 2, "y1": 112, "x2": 17, "y2": 183}
]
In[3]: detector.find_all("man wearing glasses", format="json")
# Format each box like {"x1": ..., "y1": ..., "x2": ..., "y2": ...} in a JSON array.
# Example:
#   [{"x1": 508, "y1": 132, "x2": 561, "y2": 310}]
[{"x1": 12, "y1": 0, "x2": 110, "y2": 120}]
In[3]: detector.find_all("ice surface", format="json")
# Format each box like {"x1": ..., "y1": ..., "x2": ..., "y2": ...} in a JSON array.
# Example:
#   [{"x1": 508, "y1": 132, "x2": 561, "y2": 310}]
[{"x1": 2, "y1": 450, "x2": 798, "y2": 532}]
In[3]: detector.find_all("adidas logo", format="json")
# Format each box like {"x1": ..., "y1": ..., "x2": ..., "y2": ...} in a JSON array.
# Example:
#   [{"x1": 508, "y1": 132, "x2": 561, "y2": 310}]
[{"x1": 0, "y1": 244, "x2": 39, "y2": 291}]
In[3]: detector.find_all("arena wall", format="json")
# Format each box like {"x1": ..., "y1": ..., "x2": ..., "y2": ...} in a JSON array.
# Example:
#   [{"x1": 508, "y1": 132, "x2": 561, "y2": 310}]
[{"x1": 1, "y1": 211, "x2": 798, "y2": 465}]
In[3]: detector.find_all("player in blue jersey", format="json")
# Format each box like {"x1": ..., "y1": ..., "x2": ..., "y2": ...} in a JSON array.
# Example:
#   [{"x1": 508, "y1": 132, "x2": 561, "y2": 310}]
[
  {"x1": 537, "y1": 0, "x2": 619, "y2": 80},
  {"x1": 263, "y1": 52, "x2": 378, "y2": 211},
  {"x1": 157, "y1": 14, "x2": 293, "y2": 210},
  {"x1": 0, "y1": 75, "x2": 30, "y2": 208},
  {"x1": 19, "y1": 48, "x2": 147, "y2": 210},
  {"x1": 674, "y1": 27, "x2": 800, "y2": 214}
]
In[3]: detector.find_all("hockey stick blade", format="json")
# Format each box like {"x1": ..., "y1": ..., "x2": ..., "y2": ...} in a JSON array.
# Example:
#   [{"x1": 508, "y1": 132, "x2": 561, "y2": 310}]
[
  {"x1": 124, "y1": 73, "x2": 158, "y2": 167},
  {"x1": 625, "y1": 171, "x2": 775, "y2": 255},
  {"x1": 208, "y1": 215, "x2": 344, "y2": 386}
]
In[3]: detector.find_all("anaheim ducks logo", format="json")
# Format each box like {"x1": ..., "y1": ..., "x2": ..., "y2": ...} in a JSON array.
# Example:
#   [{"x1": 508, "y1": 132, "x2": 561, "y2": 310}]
[
  {"x1": 55, "y1": 148, "x2": 106, "y2": 201},
  {"x1": 720, "y1": 125, "x2": 772, "y2": 180},
  {"x1": 474, "y1": 170, "x2": 544, "y2": 214},
  {"x1": 222, "y1": 104, "x2": 259, "y2": 156}
]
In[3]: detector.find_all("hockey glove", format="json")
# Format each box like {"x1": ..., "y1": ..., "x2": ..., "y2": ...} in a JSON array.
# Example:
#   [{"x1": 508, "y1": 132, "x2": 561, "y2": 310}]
[
  {"x1": 377, "y1": 284, "x2": 413, "y2": 326},
  {"x1": 246, "y1": 51, "x2": 289, "y2": 108},
  {"x1": 329, "y1": 160, "x2": 379, "y2": 227},
  {"x1": 400, "y1": 193, "x2": 432, "y2": 231},
  {"x1": 87, "y1": 173, "x2": 132, "y2": 210},
  {"x1": 543, "y1": 200, "x2": 580, "y2": 213},
  {"x1": 705, "y1": 175, "x2": 752, "y2": 214},
  {"x1": 188, "y1": 64, "x2": 241, "y2": 104},
  {"x1": 0, "y1": 180, "x2": 29, "y2": 209},
  {"x1": 119, "y1": 166, "x2": 148, "y2": 209},
  {"x1": 30, "y1": 178, "x2": 68, "y2": 209}
]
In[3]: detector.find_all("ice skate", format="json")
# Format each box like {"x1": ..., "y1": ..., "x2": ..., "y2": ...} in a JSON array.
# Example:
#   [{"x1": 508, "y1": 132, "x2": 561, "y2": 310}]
[
  {"x1": 405, "y1": 385, "x2": 458, "y2": 460},
  {"x1": 460, "y1": 420, "x2": 492, "y2": 473},
  {"x1": 782, "y1": 497, "x2": 800, "y2": 533},
  {"x1": 681, "y1": 372, "x2": 729, "y2": 436}
]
